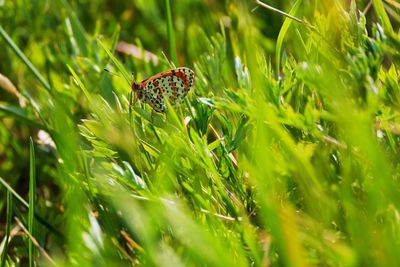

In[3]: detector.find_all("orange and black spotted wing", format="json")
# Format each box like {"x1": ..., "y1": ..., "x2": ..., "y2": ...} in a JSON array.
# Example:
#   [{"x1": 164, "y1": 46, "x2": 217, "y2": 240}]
[{"x1": 132, "y1": 67, "x2": 195, "y2": 112}]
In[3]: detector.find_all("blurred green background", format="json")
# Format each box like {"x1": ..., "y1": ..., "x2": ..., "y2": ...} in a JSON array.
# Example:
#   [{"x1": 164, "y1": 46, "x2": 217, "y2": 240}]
[{"x1": 1, "y1": 0, "x2": 400, "y2": 266}]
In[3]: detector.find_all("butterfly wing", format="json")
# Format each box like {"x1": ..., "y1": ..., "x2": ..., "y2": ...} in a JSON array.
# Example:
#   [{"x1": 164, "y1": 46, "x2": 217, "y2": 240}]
[{"x1": 139, "y1": 67, "x2": 195, "y2": 112}]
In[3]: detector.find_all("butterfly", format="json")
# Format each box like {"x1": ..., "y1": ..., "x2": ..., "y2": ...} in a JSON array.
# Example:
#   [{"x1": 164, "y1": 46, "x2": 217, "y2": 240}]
[{"x1": 131, "y1": 67, "x2": 195, "y2": 112}]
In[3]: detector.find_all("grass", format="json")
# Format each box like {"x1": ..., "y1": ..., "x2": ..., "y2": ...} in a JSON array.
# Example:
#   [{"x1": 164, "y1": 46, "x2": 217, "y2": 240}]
[
  {"x1": 0, "y1": 191, "x2": 11, "y2": 267},
  {"x1": 0, "y1": 0, "x2": 400, "y2": 266},
  {"x1": 29, "y1": 137, "x2": 36, "y2": 267}
]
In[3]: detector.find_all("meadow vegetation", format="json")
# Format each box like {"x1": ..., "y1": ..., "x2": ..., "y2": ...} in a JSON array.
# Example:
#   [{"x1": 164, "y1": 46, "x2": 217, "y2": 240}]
[{"x1": 1, "y1": 0, "x2": 400, "y2": 266}]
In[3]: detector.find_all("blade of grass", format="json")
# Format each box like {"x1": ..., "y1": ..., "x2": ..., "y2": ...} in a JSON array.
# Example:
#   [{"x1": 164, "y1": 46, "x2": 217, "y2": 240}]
[
  {"x1": 0, "y1": 191, "x2": 12, "y2": 267},
  {"x1": 274, "y1": 0, "x2": 302, "y2": 77},
  {"x1": 101, "y1": 24, "x2": 121, "y2": 100},
  {"x1": 0, "y1": 26, "x2": 51, "y2": 91},
  {"x1": 0, "y1": 177, "x2": 29, "y2": 207},
  {"x1": 58, "y1": 0, "x2": 89, "y2": 55},
  {"x1": 0, "y1": 102, "x2": 50, "y2": 132},
  {"x1": 67, "y1": 65, "x2": 91, "y2": 100},
  {"x1": 383, "y1": 3, "x2": 400, "y2": 23},
  {"x1": 110, "y1": 25, "x2": 121, "y2": 55},
  {"x1": 14, "y1": 217, "x2": 56, "y2": 266},
  {"x1": 372, "y1": 0, "x2": 393, "y2": 33},
  {"x1": 256, "y1": 0, "x2": 337, "y2": 60},
  {"x1": 0, "y1": 177, "x2": 65, "y2": 241},
  {"x1": 165, "y1": 0, "x2": 177, "y2": 63},
  {"x1": 29, "y1": 137, "x2": 36, "y2": 267},
  {"x1": 385, "y1": 0, "x2": 400, "y2": 9},
  {"x1": 98, "y1": 38, "x2": 132, "y2": 84},
  {"x1": 256, "y1": 0, "x2": 304, "y2": 24}
]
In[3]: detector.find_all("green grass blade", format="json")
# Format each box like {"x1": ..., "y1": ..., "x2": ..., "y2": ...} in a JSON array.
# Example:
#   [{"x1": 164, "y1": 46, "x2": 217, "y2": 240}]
[
  {"x1": 372, "y1": 0, "x2": 393, "y2": 33},
  {"x1": 0, "y1": 177, "x2": 65, "y2": 241},
  {"x1": 0, "y1": 191, "x2": 12, "y2": 267},
  {"x1": 0, "y1": 102, "x2": 50, "y2": 132},
  {"x1": 29, "y1": 138, "x2": 36, "y2": 267},
  {"x1": 165, "y1": 0, "x2": 177, "y2": 63},
  {"x1": 0, "y1": 176, "x2": 29, "y2": 207},
  {"x1": 99, "y1": 25, "x2": 121, "y2": 104},
  {"x1": 98, "y1": 38, "x2": 132, "y2": 84},
  {"x1": 275, "y1": 0, "x2": 302, "y2": 76},
  {"x1": 67, "y1": 65, "x2": 91, "y2": 100},
  {"x1": 58, "y1": 0, "x2": 89, "y2": 55},
  {"x1": 0, "y1": 26, "x2": 51, "y2": 91}
]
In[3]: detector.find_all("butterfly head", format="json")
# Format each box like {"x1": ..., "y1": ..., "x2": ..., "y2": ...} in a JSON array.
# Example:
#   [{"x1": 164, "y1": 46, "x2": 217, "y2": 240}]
[
  {"x1": 131, "y1": 82, "x2": 142, "y2": 97},
  {"x1": 132, "y1": 82, "x2": 141, "y2": 91}
]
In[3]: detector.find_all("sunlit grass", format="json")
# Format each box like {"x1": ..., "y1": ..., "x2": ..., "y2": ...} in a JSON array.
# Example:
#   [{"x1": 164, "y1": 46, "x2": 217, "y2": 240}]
[{"x1": 1, "y1": 0, "x2": 400, "y2": 266}]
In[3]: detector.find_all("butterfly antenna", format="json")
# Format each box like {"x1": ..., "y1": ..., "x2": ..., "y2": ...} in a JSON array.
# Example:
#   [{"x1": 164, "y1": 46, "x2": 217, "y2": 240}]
[{"x1": 104, "y1": 68, "x2": 124, "y2": 79}]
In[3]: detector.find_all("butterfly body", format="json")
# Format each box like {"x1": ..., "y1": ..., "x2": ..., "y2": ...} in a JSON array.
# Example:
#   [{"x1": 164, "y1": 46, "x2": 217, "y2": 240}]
[{"x1": 132, "y1": 67, "x2": 195, "y2": 112}]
